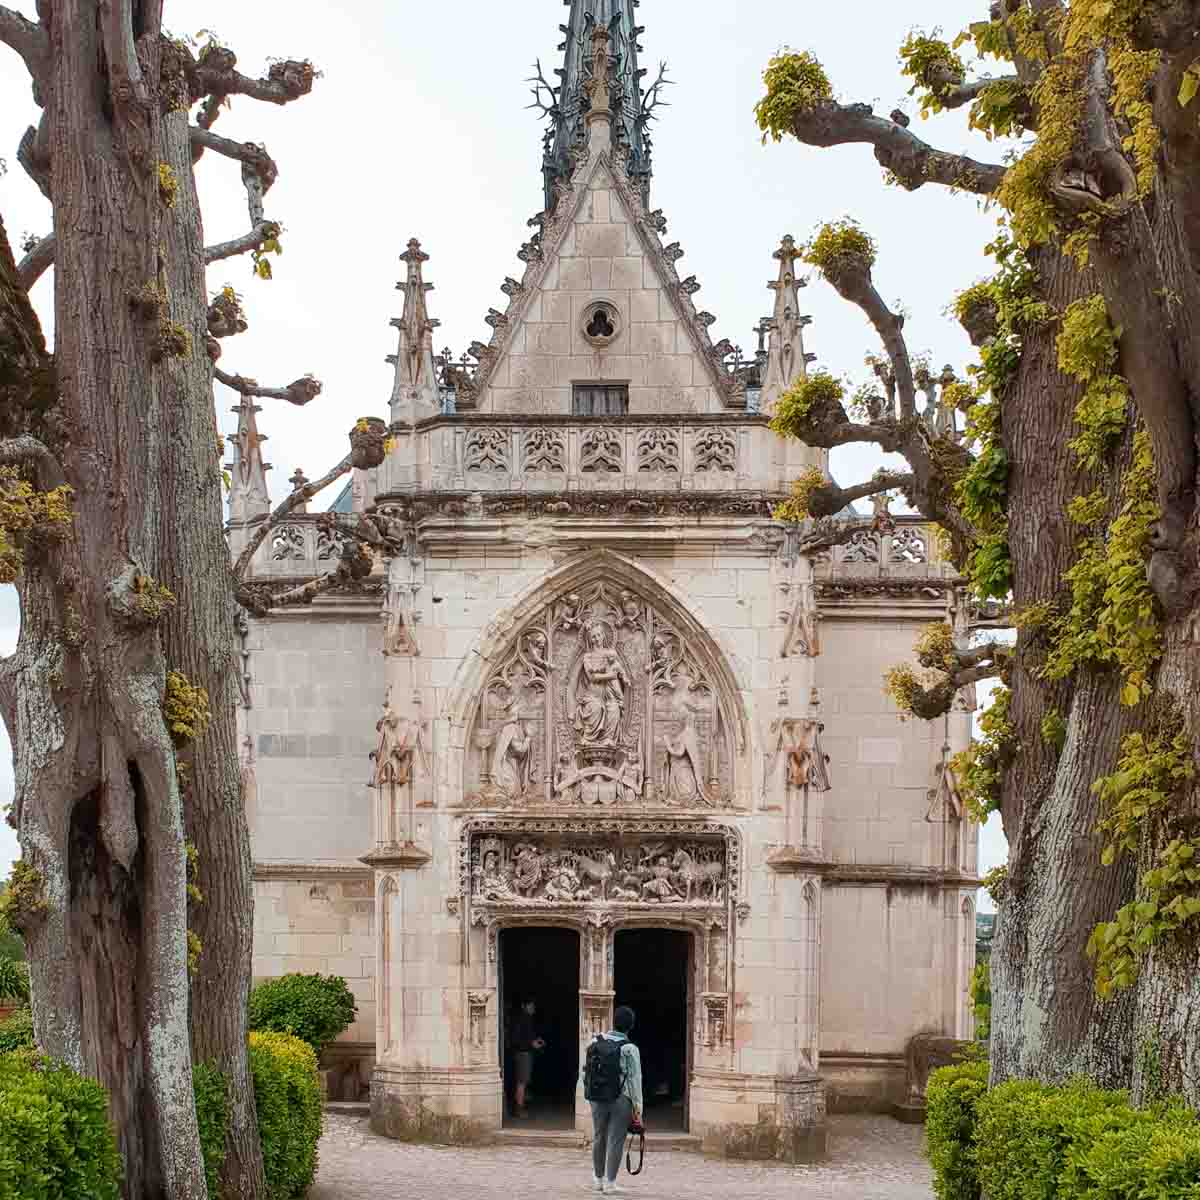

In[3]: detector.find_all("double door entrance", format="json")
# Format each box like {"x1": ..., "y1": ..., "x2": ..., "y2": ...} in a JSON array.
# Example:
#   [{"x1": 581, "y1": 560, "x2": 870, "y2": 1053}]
[{"x1": 499, "y1": 926, "x2": 692, "y2": 1131}]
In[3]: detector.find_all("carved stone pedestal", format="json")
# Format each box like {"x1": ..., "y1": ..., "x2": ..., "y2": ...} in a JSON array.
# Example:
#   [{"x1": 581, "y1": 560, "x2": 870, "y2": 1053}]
[
  {"x1": 690, "y1": 1070, "x2": 827, "y2": 1162},
  {"x1": 370, "y1": 1065, "x2": 503, "y2": 1145}
]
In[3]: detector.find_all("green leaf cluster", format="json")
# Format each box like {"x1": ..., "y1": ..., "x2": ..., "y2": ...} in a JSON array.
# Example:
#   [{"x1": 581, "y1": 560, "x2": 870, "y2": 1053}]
[
  {"x1": 755, "y1": 50, "x2": 833, "y2": 143},
  {"x1": 1056, "y1": 295, "x2": 1129, "y2": 468},
  {"x1": 951, "y1": 686, "x2": 1014, "y2": 821},
  {"x1": 163, "y1": 670, "x2": 212, "y2": 748},
  {"x1": 773, "y1": 466, "x2": 828, "y2": 523},
  {"x1": 248, "y1": 972, "x2": 358, "y2": 1058},
  {"x1": 981, "y1": 864, "x2": 1009, "y2": 905},
  {"x1": 968, "y1": 80, "x2": 1031, "y2": 140},
  {"x1": 1087, "y1": 722, "x2": 1197, "y2": 997},
  {"x1": 249, "y1": 1031, "x2": 323, "y2": 1200},
  {"x1": 0, "y1": 956, "x2": 29, "y2": 1004},
  {"x1": 802, "y1": 218, "x2": 876, "y2": 277},
  {"x1": 769, "y1": 370, "x2": 845, "y2": 441},
  {"x1": 899, "y1": 31, "x2": 965, "y2": 117},
  {"x1": 0, "y1": 1052, "x2": 123, "y2": 1200},
  {"x1": 1044, "y1": 432, "x2": 1161, "y2": 705},
  {"x1": 968, "y1": 961, "x2": 992, "y2": 1041},
  {"x1": 0, "y1": 1007, "x2": 33, "y2": 1053},
  {"x1": 0, "y1": 862, "x2": 47, "y2": 936}
]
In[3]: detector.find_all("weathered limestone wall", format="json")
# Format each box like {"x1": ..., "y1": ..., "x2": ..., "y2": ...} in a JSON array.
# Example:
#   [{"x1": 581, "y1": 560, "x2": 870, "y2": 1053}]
[
  {"x1": 245, "y1": 605, "x2": 384, "y2": 864},
  {"x1": 251, "y1": 873, "x2": 376, "y2": 1098}
]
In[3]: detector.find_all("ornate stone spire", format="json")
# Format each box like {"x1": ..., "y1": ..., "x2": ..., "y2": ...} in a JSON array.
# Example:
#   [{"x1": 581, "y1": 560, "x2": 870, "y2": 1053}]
[
  {"x1": 762, "y1": 235, "x2": 811, "y2": 414},
  {"x1": 226, "y1": 396, "x2": 271, "y2": 537},
  {"x1": 538, "y1": 0, "x2": 657, "y2": 213},
  {"x1": 388, "y1": 238, "x2": 441, "y2": 424}
]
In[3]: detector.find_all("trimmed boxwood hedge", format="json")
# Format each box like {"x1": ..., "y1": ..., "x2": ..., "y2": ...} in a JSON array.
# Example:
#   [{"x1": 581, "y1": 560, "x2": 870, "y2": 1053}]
[
  {"x1": 0, "y1": 1051, "x2": 122, "y2": 1200},
  {"x1": 193, "y1": 1061, "x2": 229, "y2": 1199},
  {"x1": 248, "y1": 973, "x2": 357, "y2": 1058},
  {"x1": 249, "y1": 1031, "x2": 323, "y2": 1200},
  {"x1": 928, "y1": 1064, "x2": 1200, "y2": 1200}
]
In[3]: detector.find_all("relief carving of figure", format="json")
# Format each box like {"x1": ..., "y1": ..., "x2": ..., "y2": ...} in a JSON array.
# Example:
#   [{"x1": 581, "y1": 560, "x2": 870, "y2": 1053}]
[
  {"x1": 371, "y1": 689, "x2": 423, "y2": 787},
  {"x1": 492, "y1": 716, "x2": 533, "y2": 798},
  {"x1": 574, "y1": 621, "x2": 629, "y2": 747},
  {"x1": 641, "y1": 857, "x2": 680, "y2": 902},
  {"x1": 554, "y1": 751, "x2": 580, "y2": 804},
  {"x1": 660, "y1": 676, "x2": 713, "y2": 806},
  {"x1": 619, "y1": 745, "x2": 644, "y2": 804},
  {"x1": 479, "y1": 850, "x2": 517, "y2": 900}
]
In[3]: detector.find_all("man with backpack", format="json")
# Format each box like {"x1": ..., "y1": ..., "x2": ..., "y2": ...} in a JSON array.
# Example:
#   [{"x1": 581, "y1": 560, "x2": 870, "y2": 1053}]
[{"x1": 582, "y1": 1005, "x2": 643, "y2": 1194}]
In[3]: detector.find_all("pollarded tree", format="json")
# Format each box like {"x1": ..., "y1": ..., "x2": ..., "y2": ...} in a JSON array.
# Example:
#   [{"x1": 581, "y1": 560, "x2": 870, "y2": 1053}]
[
  {"x1": 758, "y1": 1, "x2": 1200, "y2": 1106},
  {"x1": 0, "y1": 6, "x2": 387, "y2": 1196}
]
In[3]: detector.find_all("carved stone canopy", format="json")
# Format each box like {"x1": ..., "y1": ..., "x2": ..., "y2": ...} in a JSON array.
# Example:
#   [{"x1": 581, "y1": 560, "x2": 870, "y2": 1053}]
[{"x1": 466, "y1": 574, "x2": 740, "y2": 810}]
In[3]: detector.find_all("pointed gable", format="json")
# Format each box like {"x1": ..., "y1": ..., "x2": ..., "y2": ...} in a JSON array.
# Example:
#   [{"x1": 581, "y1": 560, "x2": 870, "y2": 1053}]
[{"x1": 476, "y1": 153, "x2": 739, "y2": 417}]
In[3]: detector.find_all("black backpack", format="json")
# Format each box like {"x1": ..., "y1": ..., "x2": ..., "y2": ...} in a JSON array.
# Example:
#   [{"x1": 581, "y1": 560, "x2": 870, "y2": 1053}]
[{"x1": 583, "y1": 1036, "x2": 625, "y2": 1103}]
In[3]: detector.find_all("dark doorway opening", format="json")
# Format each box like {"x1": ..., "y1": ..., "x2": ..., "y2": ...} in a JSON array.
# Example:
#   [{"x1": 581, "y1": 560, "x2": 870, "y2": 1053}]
[
  {"x1": 614, "y1": 928, "x2": 691, "y2": 1132},
  {"x1": 500, "y1": 927, "x2": 580, "y2": 1129}
]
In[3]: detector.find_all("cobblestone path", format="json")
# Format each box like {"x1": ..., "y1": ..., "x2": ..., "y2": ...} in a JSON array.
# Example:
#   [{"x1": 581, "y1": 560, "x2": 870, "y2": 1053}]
[{"x1": 311, "y1": 1113, "x2": 934, "y2": 1199}]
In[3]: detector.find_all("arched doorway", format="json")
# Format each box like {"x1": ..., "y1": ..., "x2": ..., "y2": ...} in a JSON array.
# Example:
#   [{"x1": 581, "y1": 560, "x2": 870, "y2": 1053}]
[
  {"x1": 499, "y1": 926, "x2": 580, "y2": 1128},
  {"x1": 613, "y1": 927, "x2": 692, "y2": 1132}
]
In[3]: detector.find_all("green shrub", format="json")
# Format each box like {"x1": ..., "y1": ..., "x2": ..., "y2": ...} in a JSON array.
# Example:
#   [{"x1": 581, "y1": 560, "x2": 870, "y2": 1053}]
[
  {"x1": 926, "y1": 1058, "x2": 989, "y2": 1200},
  {"x1": 248, "y1": 972, "x2": 357, "y2": 1057},
  {"x1": 193, "y1": 1062, "x2": 228, "y2": 1200},
  {"x1": 0, "y1": 956, "x2": 28, "y2": 1003},
  {"x1": 0, "y1": 1051, "x2": 122, "y2": 1200},
  {"x1": 249, "y1": 1031, "x2": 322, "y2": 1200},
  {"x1": 0, "y1": 1006, "x2": 34, "y2": 1052}
]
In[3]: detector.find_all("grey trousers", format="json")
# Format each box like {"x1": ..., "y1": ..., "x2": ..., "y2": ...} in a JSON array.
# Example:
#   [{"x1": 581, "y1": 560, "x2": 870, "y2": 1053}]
[{"x1": 590, "y1": 1096, "x2": 633, "y2": 1182}]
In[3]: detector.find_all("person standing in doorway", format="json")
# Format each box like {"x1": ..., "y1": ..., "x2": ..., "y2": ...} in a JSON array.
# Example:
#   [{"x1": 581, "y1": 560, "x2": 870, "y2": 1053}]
[
  {"x1": 582, "y1": 1006, "x2": 643, "y2": 1194},
  {"x1": 510, "y1": 998, "x2": 545, "y2": 1119}
]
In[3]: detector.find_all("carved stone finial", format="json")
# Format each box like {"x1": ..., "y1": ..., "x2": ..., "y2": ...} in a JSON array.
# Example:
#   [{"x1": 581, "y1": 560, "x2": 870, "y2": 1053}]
[{"x1": 390, "y1": 237, "x2": 440, "y2": 423}]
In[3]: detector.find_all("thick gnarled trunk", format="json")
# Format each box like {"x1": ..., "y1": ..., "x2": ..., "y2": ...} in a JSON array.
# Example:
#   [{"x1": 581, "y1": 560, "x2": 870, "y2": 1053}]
[{"x1": 4, "y1": 5, "x2": 207, "y2": 1197}]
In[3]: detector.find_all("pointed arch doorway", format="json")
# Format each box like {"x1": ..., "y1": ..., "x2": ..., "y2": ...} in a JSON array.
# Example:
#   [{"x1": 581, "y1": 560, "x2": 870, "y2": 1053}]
[
  {"x1": 499, "y1": 926, "x2": 580, "y2": 1128},
  {"x1": 613, "y1": 927, "x2": 692, "y2": 1132}
]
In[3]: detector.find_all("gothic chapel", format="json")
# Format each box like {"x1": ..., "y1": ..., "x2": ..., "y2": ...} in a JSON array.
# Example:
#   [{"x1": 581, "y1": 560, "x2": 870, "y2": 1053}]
[{"x1": 230, "y1": 0, "x2": 978, "y2": 1159}]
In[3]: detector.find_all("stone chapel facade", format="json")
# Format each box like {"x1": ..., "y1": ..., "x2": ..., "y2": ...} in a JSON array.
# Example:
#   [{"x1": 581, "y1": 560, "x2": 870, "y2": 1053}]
[{"x1": 229, "y1": 0, "x2": 978, "y2": 1159}]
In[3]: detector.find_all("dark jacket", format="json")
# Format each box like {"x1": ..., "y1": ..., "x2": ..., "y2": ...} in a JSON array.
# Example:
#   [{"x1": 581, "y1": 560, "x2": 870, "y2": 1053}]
[{"x1": 511, "y1": 1011, "x2": 538, "y2": 1052}]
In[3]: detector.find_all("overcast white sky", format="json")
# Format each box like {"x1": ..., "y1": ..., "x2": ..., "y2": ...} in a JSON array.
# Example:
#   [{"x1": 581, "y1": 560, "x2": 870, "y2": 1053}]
[{"x1": 0, "y1": 0, "x2": 1008, "y2": 901}]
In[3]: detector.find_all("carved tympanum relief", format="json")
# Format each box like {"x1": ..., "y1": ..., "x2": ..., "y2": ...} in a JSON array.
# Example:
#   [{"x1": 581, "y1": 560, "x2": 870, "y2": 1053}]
[
  {"x1": 467, "y1": 579, "x2": 735, "y2": 808},
  {"x1": 470, "y1": 834, "x2": 726, "y2": 908}
]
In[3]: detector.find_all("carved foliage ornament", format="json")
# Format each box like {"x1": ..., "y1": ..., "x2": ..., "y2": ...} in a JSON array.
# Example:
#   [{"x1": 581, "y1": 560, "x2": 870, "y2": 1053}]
[
  {"x1": 693, "y1": 428, "x2": 736, "y2": 473},
  {"x1": 524, "y1": 428, "x2": 567, "y2": 473},
  {"x1": 467, "y1": 578, "x2": 736, "y2": 809},
  {"x1": 466, "y1": 428, "x2": 510, "y2": 473}
]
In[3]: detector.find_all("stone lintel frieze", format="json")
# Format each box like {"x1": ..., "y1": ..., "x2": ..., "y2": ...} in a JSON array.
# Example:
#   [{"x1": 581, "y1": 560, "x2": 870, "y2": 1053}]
[{"x1": 252, "y1": 862, "x2": 373, "y2": 883}]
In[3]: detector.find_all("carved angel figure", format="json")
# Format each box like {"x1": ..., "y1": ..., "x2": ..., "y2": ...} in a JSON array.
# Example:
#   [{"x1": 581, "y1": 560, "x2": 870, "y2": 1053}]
[
  {"x1": 574, "y1": 621, "x2": 629, "y2": 747},
  {"x1": 660, "y1": 677, "x2": 712, "y2": 805},
  {"x1": 492, "y1": 716, "x2": 533, "y2": 798}
]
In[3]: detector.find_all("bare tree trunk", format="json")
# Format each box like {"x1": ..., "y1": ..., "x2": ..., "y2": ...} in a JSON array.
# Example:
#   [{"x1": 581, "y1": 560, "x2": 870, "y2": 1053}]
[{"x1": 157, "y1": 108, "x2": 266, "y2": 1198}]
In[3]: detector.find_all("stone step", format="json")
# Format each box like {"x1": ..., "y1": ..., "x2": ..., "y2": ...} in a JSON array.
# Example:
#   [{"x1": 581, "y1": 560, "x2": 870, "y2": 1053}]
[
  {"x1": 324, "y1": 1101, "x2": 371, "y2": 1117},
  {"x1": 494, "y1": 1128, "x2": 701, "y2": 1153}
]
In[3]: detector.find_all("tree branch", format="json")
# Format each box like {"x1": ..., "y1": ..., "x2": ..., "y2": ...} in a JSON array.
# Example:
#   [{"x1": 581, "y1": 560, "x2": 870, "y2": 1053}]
[
  {"x1": 232, "y1": 453, "x2": 352, "y2": 581},
  {"x1": 807, "y1": 471, "x2": 914, "y2": 519},
  {"x1": 16, "y1": 232, "x2": 52, "y2": 290},
  {"x1": 204, "y1": 221, "x2": 278, "y2": 266},
  {"x1": 189, "y1": 127, "x2": 278, "y2": 194},
  {"x1": 100, "y1": 0, "x2": 150, "y2": 106},
  {"x1": 936, "y1": 74, "x2": 1023, "y2": 112},
  {"x1": 191, "y1": 57, "x2": 316, "y2": 106},
  {"x1": 0, "y1": 434, "x2": 65, "y2": 488},
  {"x1": 234, "y1": 540, "x2": 372, "y2": 616},
  {"x1": 17, "y1": 118, "x2": 50, "y2": 201},
  {"x1": 789, "y1": 100, "x2": 1008, "y2": 195},
  {"x1": 213, "y1": 367, "x2": 321, "y2": 406},
  {"x1": 0, "y1": 4, "x2": 48, "y2": 81}
]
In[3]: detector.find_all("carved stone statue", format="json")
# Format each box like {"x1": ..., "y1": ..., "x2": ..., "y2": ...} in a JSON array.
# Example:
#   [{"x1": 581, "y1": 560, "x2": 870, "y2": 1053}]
[
  {"x1": 660, "y1": 675, "x2": 712, "y2": 806},
  {"x1": 492, "y1": 716, "x2": 532, "y2": 798},
  {"x1": 372, "y1": 690, "x2": 422, "y2": 788},
  {"x1": 479, "y1": 850, "x2": 517, "y2": 900},
  {"x1": 574, "y1": 620, "x2": 629, "y2": 748},
  {"x1": 619, "y1": 745, "x2": 644, "y2": 804}
]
